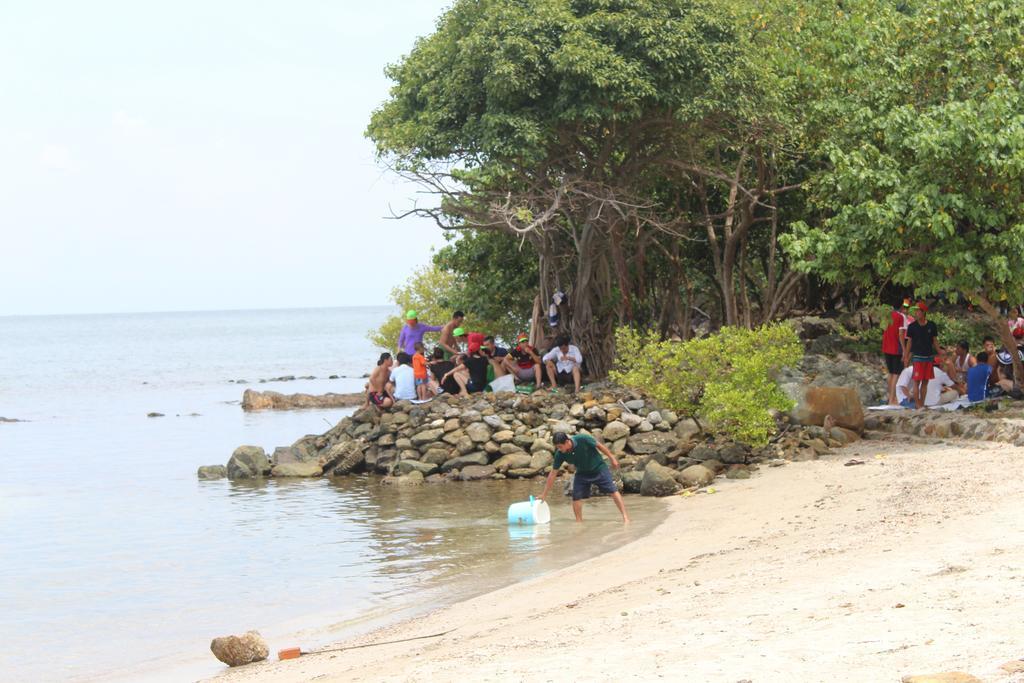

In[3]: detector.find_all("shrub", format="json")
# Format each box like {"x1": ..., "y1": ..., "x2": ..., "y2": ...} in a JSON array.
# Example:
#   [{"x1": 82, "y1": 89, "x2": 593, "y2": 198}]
[{"x1": 611, "y1": 324, "x2": 802, "y2": 446}]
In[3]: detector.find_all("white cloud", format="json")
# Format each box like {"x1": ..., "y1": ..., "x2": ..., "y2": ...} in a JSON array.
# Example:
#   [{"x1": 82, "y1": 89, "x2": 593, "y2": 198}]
[{"x1": 38, "y1": 144, "x2": 76, "y2": 171}]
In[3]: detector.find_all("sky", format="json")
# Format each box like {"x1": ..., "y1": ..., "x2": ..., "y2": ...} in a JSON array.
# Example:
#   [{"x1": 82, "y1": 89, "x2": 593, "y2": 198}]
[{"x1": 0, "y1": 1, "x2": 453, "y2": 316}]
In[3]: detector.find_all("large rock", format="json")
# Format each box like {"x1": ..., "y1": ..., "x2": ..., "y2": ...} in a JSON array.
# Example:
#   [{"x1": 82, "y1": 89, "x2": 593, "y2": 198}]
[
  {"x1": 791, "y1": 386, "x2": 865, "y2": 432},
  {"x1": 492, "y1": 452, "x2": 533, "y2": 472},
  {"x1": 620, "y1": 470, "x2": 644, "y2": 493},
  {"x1": 457, "y1": 465, "x2": 497, "y2": 481},
  {"x1": 210, "y1": 631, "x2": 269, "y2": 667},
  {"x1": 226, "y1": 446, "x2": 270, "y2": 479},
  {"x1": 441, "y1": 452, "x2": 490, "y2": 473},
  {"x1": 626, "y1": 431, "x2": 678, "y2": 455},
  {"x1": 689, "y1": 445, "x2": 717, "y2": 462},
  {"x1": 640, "y1": 461, "x2": 679, "y2": 496},
  {"x1": 620, "y1": 412, "x2": 643, "y2": 429},
  {"x1": 241, "y1": 389, "x2": 362, "y2": 411},
  {"x1": 411, "y1": 428, "x2": 445, "y2": 447},
  {"x1": 466, "y1": 422, "x2": 491, "y2": 443},
  {"x1": 602, "y1": 420, "x2": 630, "y2": 442},
  {"x1": 396, "y1": 460, "x2": 439, "y2": 476},
  {"x1": 421, "y1": 448, "x2": 451, "y2": 466},
  {"x1": 529, "y1": 450, "x2": 554, "y2": 470},
  {"x1": 197, "y1": 465, "x2": 227, "y2": 480},
  {"x1": 678, "y1": 464, "x2": 715, "y2": 487},
  {"x1": 271, "y1": 462, "x2": 322, "y2": 477},
  {"x1": 717, "y1": 443, "x2": 747, "y2": 465},
  {"x1": 492, "y1": 430, "x2": 515, "y2": 443}
]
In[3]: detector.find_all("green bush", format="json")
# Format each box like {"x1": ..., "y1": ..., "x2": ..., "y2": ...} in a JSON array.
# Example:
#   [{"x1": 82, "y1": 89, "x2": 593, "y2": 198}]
[{"x1": 610, "y1": 324, "x2": 803, "y2": 447}]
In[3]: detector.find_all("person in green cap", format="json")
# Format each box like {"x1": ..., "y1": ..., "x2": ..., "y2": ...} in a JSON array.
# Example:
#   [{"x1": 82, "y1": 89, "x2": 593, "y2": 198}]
[
  {"x1": 438, "y1": 310, "x2": 466, "y2": 359},
  {"x1": 397, "y1": 310, "x2": 443, "y2": 356}
]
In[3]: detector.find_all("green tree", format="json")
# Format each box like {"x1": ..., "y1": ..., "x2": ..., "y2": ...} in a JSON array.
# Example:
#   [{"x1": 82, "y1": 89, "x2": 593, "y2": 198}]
[
  {"x1": 611, "y1": 323, "x2": 801, "y2": 446},
  {"x1": 782, "y1": 0, "x2": 1024, "y2": 382}
]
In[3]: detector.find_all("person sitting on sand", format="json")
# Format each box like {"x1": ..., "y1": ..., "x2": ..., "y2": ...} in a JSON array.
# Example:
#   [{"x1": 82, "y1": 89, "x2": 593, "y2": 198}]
[
  {"x1": 543, "y1": 336, "x2": 583, "y2": 393},
  {"x1": 365, "y1": 353, "x2": 394, "y2": 409},
  {"x1": 438, "y1": 311, "x2": 466, "y2": 358},
  {"x1": 396, "y1": 310, "x2": 443, "y2": 356},
  {"x1": 389, "y1": 352, "x2": 417, "y2": 402},
  {"x1": 503, "y1": 334, "x2": 543, "y2": 386},
  {"x1": 539, "y1": 432, "x2": 628, "y2": 523}
]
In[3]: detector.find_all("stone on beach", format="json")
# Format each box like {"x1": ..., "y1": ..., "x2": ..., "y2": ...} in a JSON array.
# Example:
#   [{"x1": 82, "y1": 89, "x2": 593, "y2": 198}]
[
  {"x1": 640, "y1": 462, "x2": 679, "y2": 497},
  {"x1": 226, "y1": 446, "x2": 270, "y2": 479},
  {"x1": 210, "y1": 630, "x2": 269, "y2": 667},
  {"x1": 790, "y1": 385, "x2": 865, "y2": 433},
  {"x1": 678, "y1": 464, "x2": 715, "y2": 487}
]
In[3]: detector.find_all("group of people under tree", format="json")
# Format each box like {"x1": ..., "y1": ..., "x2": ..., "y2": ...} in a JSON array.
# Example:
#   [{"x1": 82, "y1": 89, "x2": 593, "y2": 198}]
[
  {"x1": 882, "y1": 299, "x2": 1024, "y2": 409},
  {"x1": 365, "y1": 310, "x2": 586, "y2": 409}
]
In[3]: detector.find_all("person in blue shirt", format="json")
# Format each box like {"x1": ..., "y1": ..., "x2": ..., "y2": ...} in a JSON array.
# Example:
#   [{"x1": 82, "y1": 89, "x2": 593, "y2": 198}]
[{"x1": 966, "y1": 351, "x2": 993, "y2": 402}]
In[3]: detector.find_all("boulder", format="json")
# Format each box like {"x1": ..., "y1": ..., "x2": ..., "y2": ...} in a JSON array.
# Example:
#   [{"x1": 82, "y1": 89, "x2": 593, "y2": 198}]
[
  {"x1": 210, "y1": 631, "x2": 269, "y2": 667},
  {"x1": 396, "y1": 460, "x2": 439, "y2": 476},
  {"x1": 383, "y1": 471, "x2": 425, "y2": 485},
  {"x1": 620, "y1": 413, "x2": 643, "y2": 429},
  {"x1": 226, "y1": 446, "x2": 270, "y2": 479},
  {"x1": 441, "y1": 452, "x2": 490, "y2": 473},
  {"x1": 507, "y1": 467, "x2": 541, "y2": 478},
  {"x1": 791, "y1": 386, "x2": 865, "y2": 433},
  {"x1": 688, "y1": 445, "x2": 717, "y2": 462},
  {"x1": 678, "y1": 464, "x2": 715, "y2": 487},
  {"x1": 271, "y1": 462, "x2": 322, "y2": 477},
  {"x1": 626, "y1": 431, "x2": 678, "y2": 455},
  {"x1": 466, "y1": 422, "x2": 492, "y2": 443},
  {"x1": 529, "y1": 450, "x2": 554, "y2": 471},
  {"x1": 725, "y1": 465, "x2": 751, "y2": 480},
  {"x1": 411, "y1": 428, "x2": 445, "y2": 447},
  {"x1": 458, "y1": 465, "x2": 497, "y2": 481},
  {"x1": 483, "y1": 415, "x2": 506, "y2": 429},
  {"x1": 636, "y1": 419, "x2": 654, "y2": 433},
  {"x1": 620, "y1": 470, "x2": 644, "y2": 493},
  {"x1": 492, "y1": 452, "x2": 533, "y2": 472},
  {"x1": 717, "y1": 443, "x2": 747, "y2": 465},
  {"x1": 421, "y1": 448, "x2": 451, "y2": 466},
  {"x1": 492, "y1": 430, "x2": 515, "y2": 443},
  {"x1": 197, "y1": 465, "x2": 227, "y2": 480},
  {"x1": 673, "y1": 418, "x2": 703, "y2": 441},
  {"x1": 602, "y1": 420, "x2": 631, "y2": 442},
  {"x1": 624, "y1": 399, "x2": 645, "y2": 410},
  {"x1": 640, "y1": 461, "x2": 679, "y2": 496},
  {"x1": 646, "y1": 410, "x2": 663, "y2": 425}
]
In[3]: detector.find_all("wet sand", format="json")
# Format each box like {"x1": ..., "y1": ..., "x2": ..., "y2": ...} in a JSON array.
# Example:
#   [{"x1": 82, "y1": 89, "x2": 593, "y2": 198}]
[{"x1": 214, "y1": 436, "x2": 1024, "y2": 682}]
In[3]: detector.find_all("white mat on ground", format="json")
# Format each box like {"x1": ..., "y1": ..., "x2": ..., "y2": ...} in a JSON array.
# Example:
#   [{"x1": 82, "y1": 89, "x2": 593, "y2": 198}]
[
  {"x1": 868, "y1": 404, "x2": 907, "y2": 411},
  {"x1": 928, "y1": 397, "x2": 972, "y2": 411}
]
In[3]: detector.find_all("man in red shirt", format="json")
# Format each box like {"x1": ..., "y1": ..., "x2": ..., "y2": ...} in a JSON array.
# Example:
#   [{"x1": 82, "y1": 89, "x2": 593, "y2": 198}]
[{"x1": 882, "y1": 306, "x2": 905, "y2": 405}]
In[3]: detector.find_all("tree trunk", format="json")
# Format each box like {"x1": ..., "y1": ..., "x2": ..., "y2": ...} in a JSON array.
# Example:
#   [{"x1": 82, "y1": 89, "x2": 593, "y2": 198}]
[{"x1": 975, "y1": 292, "x2": 1024, "y2": 388}]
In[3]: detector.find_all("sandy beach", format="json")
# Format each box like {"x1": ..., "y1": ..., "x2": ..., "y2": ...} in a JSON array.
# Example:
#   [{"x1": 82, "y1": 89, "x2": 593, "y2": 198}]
[{"x1": 215, "y1": 435, "x2": 1024, "y2": 682}]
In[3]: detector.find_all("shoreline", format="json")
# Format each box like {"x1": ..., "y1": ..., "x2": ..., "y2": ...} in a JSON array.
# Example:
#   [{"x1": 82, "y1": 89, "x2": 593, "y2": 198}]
[{"x1": 215, "y1": 435, "x2": 1024, "y2": 682}]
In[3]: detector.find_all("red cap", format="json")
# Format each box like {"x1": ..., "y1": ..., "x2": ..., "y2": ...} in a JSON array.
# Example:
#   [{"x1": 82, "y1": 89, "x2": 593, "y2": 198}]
[
  {"x1": 916, "y1": 301, "x2": 928, "y2": 313},
  {"x1": 468, "y1": 342, "x2": 481, "y2": 354}
]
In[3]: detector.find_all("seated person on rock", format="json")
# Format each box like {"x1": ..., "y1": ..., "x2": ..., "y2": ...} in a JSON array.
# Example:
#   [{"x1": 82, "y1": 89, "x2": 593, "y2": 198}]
[
  {"x1": 389, "y1": 352, "x2": 418, "y2": 402},
  {"x1": 438, "y1": 311, "x2": 466, "y2": 359},
  {"x1": 503, "y1": 334, "x2": 543, "y2": 386},
  {"x1": 365, "y1": 353, "x2": 395, "y2": 409},
  {"x1": 428, "y1": 348, "x2": 460, "y2": 395},
  {"x1": 480, "y1": 336, "x2": 510, "y2": 379},
  {"x1": 967, "y1": 351, "x2": 993, "y2": 402},
  {"x1": 995, "y1": 348, "x2": 1018, "y2": 394},
  {"x1": 441, "y1": 343, "x2": 490, "y2": 397},
  {"x1": 543, "y1": 336, "x2": 584, "y2": 393},
  {"x1": 946, "y1": 340, "x2": 975, "y2": 386}
]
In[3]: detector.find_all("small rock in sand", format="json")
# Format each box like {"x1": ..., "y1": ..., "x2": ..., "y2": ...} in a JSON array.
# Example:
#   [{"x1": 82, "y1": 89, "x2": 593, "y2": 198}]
[{"x1": 210, "y1": 630, "x2": 269, "y2": 667}]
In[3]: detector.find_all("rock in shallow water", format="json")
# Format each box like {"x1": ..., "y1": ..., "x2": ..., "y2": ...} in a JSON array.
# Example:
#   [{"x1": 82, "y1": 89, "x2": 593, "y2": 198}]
[
  {"x1": 210, "y1": 630, "x2": 268, "y2": 667},
  {"x1": 226, "y1": 446, "x2": 270, "y2": 479},
  {"x1": 271, "y1": 461, "x2": 322, "y2": 477},
  {"x1": 197, "y1": 465, "x2": 227, "y2": 480}
]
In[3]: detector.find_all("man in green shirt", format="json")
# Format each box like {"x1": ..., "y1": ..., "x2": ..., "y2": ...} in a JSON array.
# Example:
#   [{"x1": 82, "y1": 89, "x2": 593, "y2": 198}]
[{"x1": 539, "y1": 432, "x2": 629, "y2": 523}]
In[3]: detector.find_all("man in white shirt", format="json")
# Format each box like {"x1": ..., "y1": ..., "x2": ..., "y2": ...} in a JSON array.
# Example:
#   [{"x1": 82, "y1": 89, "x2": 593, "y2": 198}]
[
  {"x1": 542, "y1": 336, "x2": 583, "y2": 393},
  {"x1": 897, "y1": 363, "x2": 957, "y2": 407},
  {"x1": 389, "y1": 352, "x2": 418, "y2": 402}
]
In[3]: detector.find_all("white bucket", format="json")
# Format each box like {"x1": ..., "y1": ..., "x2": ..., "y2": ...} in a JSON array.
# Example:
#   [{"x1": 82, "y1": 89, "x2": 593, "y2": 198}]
[{"x1": 507, "y1": 495, "x2": 551, "y2": 525}]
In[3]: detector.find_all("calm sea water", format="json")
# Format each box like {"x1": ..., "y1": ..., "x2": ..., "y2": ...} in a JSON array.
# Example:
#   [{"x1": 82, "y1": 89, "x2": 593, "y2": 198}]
[{"x1": 0, "y1": 307, "x2": 663, "y2": 682}]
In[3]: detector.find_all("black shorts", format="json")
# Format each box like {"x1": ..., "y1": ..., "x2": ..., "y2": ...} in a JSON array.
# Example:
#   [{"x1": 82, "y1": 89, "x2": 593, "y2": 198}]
[
  {"x1": 572, "y1": 468, "x2": 618, "y2": 500},
  {"x1": 884, "y1": 353, "x2": 904, "y2": 376},
  {"x1": 555, "y1": 370, "x2": 575, "y2": 385},
  {"x1": 368, "y1": 391, "x2": 388, "y2": 406}
]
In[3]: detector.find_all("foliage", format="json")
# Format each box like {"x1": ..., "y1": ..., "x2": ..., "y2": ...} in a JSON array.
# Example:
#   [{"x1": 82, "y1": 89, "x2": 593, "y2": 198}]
[
  {"x1": 368, "y1": 266, "x2": 458, "y2": 351},
  {"x1": 782, "y1": 0, "x2": 1024, "y2": 312},
  {"x1": 432, "y1": 231, "x2": 537, "y2": 341},
  {"x1": 611, "y1": 324, "x2": 802, "y2": 446}
]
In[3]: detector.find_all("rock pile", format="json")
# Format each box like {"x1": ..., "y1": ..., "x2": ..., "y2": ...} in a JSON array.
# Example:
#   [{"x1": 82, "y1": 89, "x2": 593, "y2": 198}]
[{"x1": 202, "y1": 387, "x2": 864, "y2": 496}]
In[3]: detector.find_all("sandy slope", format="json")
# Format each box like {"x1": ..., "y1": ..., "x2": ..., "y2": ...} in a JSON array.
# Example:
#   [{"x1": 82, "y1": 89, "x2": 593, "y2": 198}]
[{"x1": 215, "y1": 436, "x2": 1024, "y2": 683}]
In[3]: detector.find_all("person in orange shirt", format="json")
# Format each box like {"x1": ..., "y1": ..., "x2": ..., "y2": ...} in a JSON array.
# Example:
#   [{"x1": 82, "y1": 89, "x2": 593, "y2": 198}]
[{"x1": 412, "y1": 342, "x2": 430, "y2": 400}]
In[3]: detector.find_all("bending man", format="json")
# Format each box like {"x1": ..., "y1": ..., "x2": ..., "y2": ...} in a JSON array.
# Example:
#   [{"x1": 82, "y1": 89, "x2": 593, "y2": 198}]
[{"x1": 539, "y1": 432, "x2": 629, "y2": 523}]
